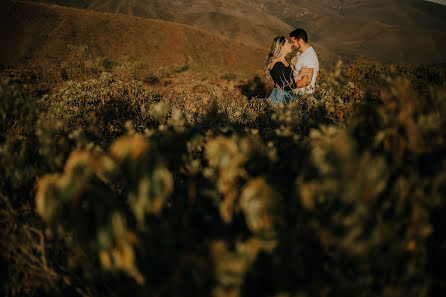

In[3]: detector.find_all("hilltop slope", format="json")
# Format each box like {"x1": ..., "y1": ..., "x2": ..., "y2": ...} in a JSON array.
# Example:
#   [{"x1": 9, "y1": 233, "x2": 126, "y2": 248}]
[{"x1": 0, "y1": 1, "x2": 269, "y2": 74}]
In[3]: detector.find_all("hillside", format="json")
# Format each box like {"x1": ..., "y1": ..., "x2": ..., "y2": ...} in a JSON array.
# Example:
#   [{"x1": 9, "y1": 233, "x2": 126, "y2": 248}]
[
  {"x1": 0, "y1": 1, "x2": 269, "y2": 74},
  {"x1": 31, "y1": 0, "x2": 295, "y2": 47},
  {"x1": 32, "y1": 0, "x2": 446, "y2": 64}
]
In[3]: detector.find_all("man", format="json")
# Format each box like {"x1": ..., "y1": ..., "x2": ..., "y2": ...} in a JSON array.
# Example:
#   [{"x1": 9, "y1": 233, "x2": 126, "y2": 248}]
[{"x1": 290, "y1": 28, "x2": 319, "y2": 95}]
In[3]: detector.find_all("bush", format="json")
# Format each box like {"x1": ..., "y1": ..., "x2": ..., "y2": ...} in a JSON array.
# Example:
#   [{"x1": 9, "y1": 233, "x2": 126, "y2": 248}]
[{"x1": 1, "y1": 58, "x2": 446, "y2": 297}]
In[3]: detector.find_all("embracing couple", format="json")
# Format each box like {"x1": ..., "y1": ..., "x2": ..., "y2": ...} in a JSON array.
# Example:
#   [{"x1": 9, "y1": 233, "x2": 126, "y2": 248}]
[{"x1": 265, "y1": 28, "x2": 319, "y2": 104}]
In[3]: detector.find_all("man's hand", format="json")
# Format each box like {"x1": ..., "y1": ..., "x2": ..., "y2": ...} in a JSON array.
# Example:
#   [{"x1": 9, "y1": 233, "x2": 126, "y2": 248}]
[
  {"x1": 295, "y1": 67, "x2": 313, "y2": 88},
  {"x1": 296, "y1": 67, "x2": 311, "y2": 79},
  {"x1": 301, "y1": 67, "x2": 312, "y2": 76}
]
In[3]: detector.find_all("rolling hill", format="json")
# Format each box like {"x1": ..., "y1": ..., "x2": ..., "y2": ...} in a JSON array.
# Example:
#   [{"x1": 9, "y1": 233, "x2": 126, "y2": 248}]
[
  {"x1": 0, "y1": 1, "x2": 271, "y2": 74},
  {"x1": 31, "y1": 0, "x2": 446, "y2": 64}
]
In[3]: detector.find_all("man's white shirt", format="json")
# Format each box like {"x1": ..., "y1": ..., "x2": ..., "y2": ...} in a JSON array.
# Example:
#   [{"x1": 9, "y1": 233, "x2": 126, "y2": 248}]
[{"x1": 293, "y1": 46, "x2": 319, "y2": 94}]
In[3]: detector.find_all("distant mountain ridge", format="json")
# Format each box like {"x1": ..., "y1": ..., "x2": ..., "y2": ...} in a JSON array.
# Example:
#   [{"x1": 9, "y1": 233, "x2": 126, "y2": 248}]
[{"x1": 30, "y1": 0, "x2": 446, "y2": 64}]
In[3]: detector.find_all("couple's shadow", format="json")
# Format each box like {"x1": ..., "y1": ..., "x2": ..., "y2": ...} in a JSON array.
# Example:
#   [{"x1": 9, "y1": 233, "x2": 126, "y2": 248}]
[{"x1": 237, "y1": 75, "x2": 271, "y2": 99}]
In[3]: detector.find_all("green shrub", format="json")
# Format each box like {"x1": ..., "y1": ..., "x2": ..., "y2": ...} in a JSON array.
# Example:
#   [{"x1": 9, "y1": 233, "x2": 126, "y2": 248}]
[{"x1": 0, "y1": 79, "x2": 41, "y2": 137}]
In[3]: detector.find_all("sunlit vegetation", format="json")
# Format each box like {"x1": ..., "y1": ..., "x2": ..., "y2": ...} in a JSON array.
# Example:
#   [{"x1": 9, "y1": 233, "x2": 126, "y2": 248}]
[{"x1": 1, "y1": 46, "x2": 446, "y2": 297}]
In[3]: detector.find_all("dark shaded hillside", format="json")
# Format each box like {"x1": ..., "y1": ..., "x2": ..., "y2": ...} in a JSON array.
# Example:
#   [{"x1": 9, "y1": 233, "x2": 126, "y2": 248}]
[
  {"x1": 256, "y1": 0, "x2": 446, "y2": 64},
  {"x1": 327, "y1": 0, "x2": 446, "y2": 31}
]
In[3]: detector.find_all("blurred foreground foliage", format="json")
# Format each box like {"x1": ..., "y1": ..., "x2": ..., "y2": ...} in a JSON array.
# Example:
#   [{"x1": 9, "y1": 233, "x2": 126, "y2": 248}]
[{"x1": 1, "y1": 54, "x2": 446, "y2": 297}]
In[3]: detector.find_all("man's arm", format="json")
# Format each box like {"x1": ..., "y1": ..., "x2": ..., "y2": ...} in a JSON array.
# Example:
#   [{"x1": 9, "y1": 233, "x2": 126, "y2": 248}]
[{"x1": 294, "y1": 68, "x2": 313, "y2": 88}]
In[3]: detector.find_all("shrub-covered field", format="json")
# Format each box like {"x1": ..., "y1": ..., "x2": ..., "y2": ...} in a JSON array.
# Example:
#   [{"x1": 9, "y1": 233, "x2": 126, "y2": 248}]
[{"x1": 1, "y1": 51, "x2": 446, "y2": 297}]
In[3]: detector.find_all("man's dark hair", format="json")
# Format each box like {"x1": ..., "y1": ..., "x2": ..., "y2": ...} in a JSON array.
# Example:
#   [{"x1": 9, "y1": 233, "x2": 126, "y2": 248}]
[{"x1": 290, "y1": 28, "x2": 308, "y2": 43}]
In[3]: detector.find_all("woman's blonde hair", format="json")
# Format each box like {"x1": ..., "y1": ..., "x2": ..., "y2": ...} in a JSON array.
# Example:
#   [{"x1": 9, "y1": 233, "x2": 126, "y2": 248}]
[{"x1": 264, "y1": 36, "x2": 286, "y2": 79}]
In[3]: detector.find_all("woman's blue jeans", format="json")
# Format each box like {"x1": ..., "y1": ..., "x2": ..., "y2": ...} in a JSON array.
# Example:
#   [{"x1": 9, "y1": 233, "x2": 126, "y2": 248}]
[
  {"x1": 269, "y1": 88, "x2": 297, "y2": 104},
  {"x1": 269, "y1": 88, "x2": 308, "y2": 125}
]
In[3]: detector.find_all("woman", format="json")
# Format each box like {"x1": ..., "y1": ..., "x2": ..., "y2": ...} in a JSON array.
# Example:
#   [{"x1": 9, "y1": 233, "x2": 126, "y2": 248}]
[{"x1": 265, "y1": 36, "x2": 309, "y2": 104}]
